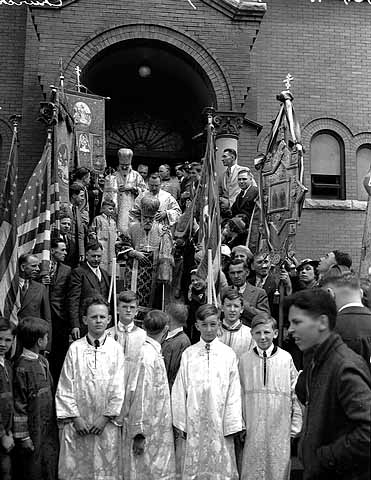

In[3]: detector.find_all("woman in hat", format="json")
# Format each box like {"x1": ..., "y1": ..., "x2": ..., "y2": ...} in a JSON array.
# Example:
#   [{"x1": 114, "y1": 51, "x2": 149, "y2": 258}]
[{"x1": 295, "y1": 258, "x2": 319, "y2": 291}]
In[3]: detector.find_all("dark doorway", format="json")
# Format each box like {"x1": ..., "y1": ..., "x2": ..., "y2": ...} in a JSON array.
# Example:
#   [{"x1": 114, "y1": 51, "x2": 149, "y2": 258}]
[{"x1": 82, "y1": 39, "x2": 216, "y2": 174}]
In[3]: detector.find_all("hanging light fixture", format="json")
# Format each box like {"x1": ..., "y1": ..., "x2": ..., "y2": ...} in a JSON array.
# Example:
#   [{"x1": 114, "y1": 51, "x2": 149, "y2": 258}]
[{"x1": 138, "y1": 65, "x2": 151, "y2": 78}]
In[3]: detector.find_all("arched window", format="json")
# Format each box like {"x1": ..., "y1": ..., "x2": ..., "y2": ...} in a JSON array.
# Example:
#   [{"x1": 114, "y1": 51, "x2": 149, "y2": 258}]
[
  {"x1": 356, "y1": 145, "x2": 371, "y2": 201},
  {"x1": 310, "y1": 131, "x2": 345, "y2": 200}
]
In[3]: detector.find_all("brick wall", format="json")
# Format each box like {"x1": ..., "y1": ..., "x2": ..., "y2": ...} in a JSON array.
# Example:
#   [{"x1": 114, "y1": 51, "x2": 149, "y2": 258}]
[{"x1": 250, "y1": 0, "x2": 371, "y2": 266}]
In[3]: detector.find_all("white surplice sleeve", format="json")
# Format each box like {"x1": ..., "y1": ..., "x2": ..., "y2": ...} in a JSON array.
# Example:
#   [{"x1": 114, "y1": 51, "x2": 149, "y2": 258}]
[
  {"x1": 104, "y1": 346, "x2": 126, "y2": 417},
  {"x1": 223, "y1": 353, "x2": 244, "y2": 436},
  {"x1": 289, "y1": 357, "x2": 303, "y2": 437},
  {"x1": 171, "y1": 354, "x2": 188, "y2": 433},
  {"x1": 55, "y1": 345, "x2": 80, "y2": 419}
]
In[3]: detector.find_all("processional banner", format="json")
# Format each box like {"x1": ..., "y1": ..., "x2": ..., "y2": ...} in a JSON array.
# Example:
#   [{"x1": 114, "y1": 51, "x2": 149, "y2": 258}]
[
  {"x1": 256, "y1": 77, "x2": 307, "y2": 265},
  {"x1": 64, "y1": 90, "x2": 106, "y2": 174}
]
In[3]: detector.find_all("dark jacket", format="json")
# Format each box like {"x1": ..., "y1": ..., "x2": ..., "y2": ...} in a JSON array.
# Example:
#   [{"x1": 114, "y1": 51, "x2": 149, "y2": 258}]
[
  {"x1": 18, "y1": 279, "x2": 51, "y2": 325},
  {"x1": 231, "y1": 185, "x2": 258, "y2": 224},
  {"x1": 162, "y1": 330, "x2": 191, "y2": 390},
  {"x1": 296, "y1": 333, "x2": 371, "y2": 480},
  {"x1": 240, "y1": 282, "x2": 270, "y2": 326},
  {"x1": 68, "y1": 262, "x2": 110, "y2": 333},
  {"x1": 49, "y1": 263, "x2": 71, "y2": 335},
  {"x1": 335, "y1": 306, "x2": 371, "y2": 366}
]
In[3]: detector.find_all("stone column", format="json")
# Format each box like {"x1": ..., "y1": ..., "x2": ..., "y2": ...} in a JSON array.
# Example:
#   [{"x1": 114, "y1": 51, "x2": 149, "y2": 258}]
[{"x1": 213, "y1": 111, "x2": 244, "y2": 178}]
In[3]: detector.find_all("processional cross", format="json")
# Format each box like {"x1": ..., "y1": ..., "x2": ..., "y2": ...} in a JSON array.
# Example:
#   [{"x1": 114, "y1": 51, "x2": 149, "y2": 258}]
[
  {"x1": 75, "y1": 65, "x2": 81, "y2": 92},
  {"x1": 283, "y1": 73, "x2": 294, "y2": 90}
]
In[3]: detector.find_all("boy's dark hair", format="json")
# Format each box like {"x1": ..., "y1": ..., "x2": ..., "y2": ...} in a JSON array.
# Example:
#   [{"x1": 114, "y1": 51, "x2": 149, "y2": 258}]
[
  {"x1": 74, "y1": 167, "x2": 90, "y2": 180},
  {"x1": 82, "y1": 295, "x2": 109, "y2": 316},
  {"x1": 221, "y1": 287, "x2": 243, "y2": 306},
  {"x1": 333, "y1": 250, "x2": 352, "y2": 268},
  {"x1": 118, "y1": 290, "x2": 138, "y2": 304},
  {"x1": 228, "y1": 258, "x2": 251, "y2": 271},
  {"x1": 251, "y1": 313, "x2": 277, "y2": 331},
  {"x1": 283, "y1": 289, "x2": 337, "y2": 330},
  {"x1": 50, "y1": 237, "x2": 65, "y2": 249},
  {"x1": 149, "y1": 173, "x2": 160, "y2": 181},
  {"x1": 223, "y1": 148, "x2": 237, "y2": 159},
  {"x1": 143, "y1": 310, "x2": 168, "y2": 334},
  {"x1": 17, "y1": 317, "x2": 49, "y2": 349},
  {"x1": 69, "y1": 182, "x2": 84, "y2": 198},
  {"x1": 166, "y1": 303, "x2": 189, "y2": 327},
  {"x1": 101, "y1": 199, "x2": 115, "y2": 209},
  {"x1": 0, "y1": 317, "x2": 17, "y2": 334},
  {"x1": 86, "y1": 240, "x2": 103, "y2": 252},
  {"x1": 196, "y1": 304, "x2": 220, "y2": 322}
]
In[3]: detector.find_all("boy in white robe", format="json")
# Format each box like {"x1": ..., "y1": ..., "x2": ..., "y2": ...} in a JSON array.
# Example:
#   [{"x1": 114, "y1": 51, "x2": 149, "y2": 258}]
[
  {"x1": 218, "y1": 287, "x2": 254, "y2": 358},
  {"x1": 106, "y1": 290, "x2": 146, "y2": 480},
  {"x1": 56, "y1": 295, "x2": 125, "y2": 480},
  {"x1": 238, "y1": 313, "x2": 302, "y2": 480},
  {"x1": 127, "y1": 309, "x2": 176, "y2": 479},
  {"x1": 172, "y1": 304, "x2": 244, "y2": 480}
]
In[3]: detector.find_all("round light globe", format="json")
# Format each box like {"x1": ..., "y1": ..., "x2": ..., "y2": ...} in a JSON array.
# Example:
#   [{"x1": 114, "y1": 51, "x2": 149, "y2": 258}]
[{"x1": 138, "y1": 65, "x2": 151, "y2": 78}]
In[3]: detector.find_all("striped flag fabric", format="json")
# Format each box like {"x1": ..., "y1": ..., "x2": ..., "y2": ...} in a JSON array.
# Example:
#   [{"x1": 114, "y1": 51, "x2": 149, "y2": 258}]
[
  {"x1": 17, "y1": 134, "x2": 59, "y2": 276},
  {"x1": 0, "y1": 125, "x2": 19, "y2": 321},
  {"x1": 196, "y1": 120, "x2": 221, "y2": 304}
]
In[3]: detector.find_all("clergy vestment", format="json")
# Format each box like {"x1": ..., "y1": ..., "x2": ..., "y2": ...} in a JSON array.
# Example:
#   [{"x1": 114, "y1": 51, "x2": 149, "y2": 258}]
[
  {"x1": 56, "y1": 335, "x2": 125, "y2": 480},
  {"x1": 90, "y1": 213, "x2": 117, "y2": 273},
  {"x1": 172, "y1": 338, "x2": 243, "y2": 480},
  {"x1": 130, "y1": 189, "x2": 181, "y2": 227},
  {"x1": 238, "y1": 346, "x2": 302, "y2": 480},
  {"x1": 218, "y1": 321, "x2": 254, "y2": 359},
  {"x1": 126, "y1": 336, "x2": 176, "y2": 479},
  {"x1": 103, "y1": 168, "x2": 146, "y2": 234}
]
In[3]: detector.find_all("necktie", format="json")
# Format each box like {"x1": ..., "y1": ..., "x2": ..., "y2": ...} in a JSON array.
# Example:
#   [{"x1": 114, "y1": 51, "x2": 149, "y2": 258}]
[
  {"x1": 263, "y1": 350, "x2": 267, "y2": 386},
  {"x1": 50, "y1": 262, "x2": 57, "y2": 278},
  {"x1": 95, "y1": 268, "x2": 101, "y2": 282},
  {"x1": 20, "y1": 280, "x2": 28, "y2": 303},
  {"x1": 227, "y1": 167, "x2": 231, "y2": 178},
  {"x1": 94, "y1": 339, "x2": 100, "y2": 367}
]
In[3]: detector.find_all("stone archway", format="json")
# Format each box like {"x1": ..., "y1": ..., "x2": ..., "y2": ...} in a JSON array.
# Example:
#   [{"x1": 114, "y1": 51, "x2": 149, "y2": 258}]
[{"x1": 64, "y1": 27, "x2": 232, "y2": 168}]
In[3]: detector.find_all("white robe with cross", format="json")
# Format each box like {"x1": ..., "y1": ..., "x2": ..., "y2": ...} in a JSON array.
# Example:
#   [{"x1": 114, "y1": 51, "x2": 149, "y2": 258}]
[
  {"x1": 172, "y1": 337, "x2": 243, "y2": 480},
  {"x1": 56, "y1": 336, "x2": 125, "y2": 480}
]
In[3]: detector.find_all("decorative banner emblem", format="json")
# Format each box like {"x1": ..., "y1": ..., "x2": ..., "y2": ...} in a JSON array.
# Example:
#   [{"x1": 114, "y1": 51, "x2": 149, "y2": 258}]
[
  {"x1": 0, "y1": 0, "x2": 62, "y2": 5},
  {"x1": 64, "y1": 90, "x2": 106, "y2": 173}
]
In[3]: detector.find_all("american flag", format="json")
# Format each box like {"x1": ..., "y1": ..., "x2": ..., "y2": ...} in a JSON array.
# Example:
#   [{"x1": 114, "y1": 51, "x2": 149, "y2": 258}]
[
  {"x1": 0, "y1": 125, "x2": 19, "y2": 321},
  {"x1": 196, "y1": 120, "x2": 221, "y2": 305},
  {"x1": 17, "y1": 134, "x2": 59, "y2": 276}
]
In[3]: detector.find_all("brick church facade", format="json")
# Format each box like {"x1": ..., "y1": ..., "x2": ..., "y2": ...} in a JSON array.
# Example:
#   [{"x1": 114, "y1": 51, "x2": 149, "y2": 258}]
[{"x1": 1, "y1": 0, "x2": 371, "y2": 267}]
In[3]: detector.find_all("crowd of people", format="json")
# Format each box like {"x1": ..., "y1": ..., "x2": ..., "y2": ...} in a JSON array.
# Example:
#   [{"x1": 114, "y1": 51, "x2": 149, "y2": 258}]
[{"x1": 1, "y1": 146, "x2": 371, "y2": 480}]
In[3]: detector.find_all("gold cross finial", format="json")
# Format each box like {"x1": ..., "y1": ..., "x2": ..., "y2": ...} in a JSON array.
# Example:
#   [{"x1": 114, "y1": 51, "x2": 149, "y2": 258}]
[
  {"x1": 75, "y1": 65, "x2": 81, "y2": 91},
  {"x1": 283, "y1": 73, "x2": 294, "y2": 90}
]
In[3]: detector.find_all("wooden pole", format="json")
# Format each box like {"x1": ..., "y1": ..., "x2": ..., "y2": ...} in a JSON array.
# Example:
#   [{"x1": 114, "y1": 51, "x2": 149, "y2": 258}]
[
  {"x1": 207, "y1": 249, "x2": 213, "y2": 304},
  {"x1": 112, "y1": 257, "x2": 118, "y2": 341}
]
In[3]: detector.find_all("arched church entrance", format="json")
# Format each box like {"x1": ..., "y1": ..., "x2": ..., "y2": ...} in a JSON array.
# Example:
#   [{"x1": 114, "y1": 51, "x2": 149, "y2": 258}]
[{"x1": 82, "y1": 38, "x2": 217, "y2": 172}]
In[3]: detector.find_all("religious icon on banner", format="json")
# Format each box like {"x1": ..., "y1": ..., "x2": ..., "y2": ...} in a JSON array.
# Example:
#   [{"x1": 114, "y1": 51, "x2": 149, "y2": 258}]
[{"x1": 65, "y1": 90, "x2": 106, "y2": 173}]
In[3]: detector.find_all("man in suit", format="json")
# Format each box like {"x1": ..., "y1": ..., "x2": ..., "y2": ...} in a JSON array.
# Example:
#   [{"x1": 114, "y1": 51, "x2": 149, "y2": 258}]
[
  {"x1": 17, "y1": 253, "x2": 51, "y2": 351},
  {"x1": 231, "y1": 169, "x2": 258, "y2": 226},
  {"x1": 322, "y1": 271, "x2": 371, "y2": 365},
  {"x1": 227, "y1": 259, "x2": 270, "y2": 326},
  {"x1": 249, "y1": 252, "x2": 292, "y2": 319},
  {"x1": 66, "y1": 183, "x2": 86, "y2": 268},
  {"x1": 219, "y1": 149, "x2": 253, "y2": 217},
  {"x1": 69, "y1": 240, "x2": 110, "y2": 340},
  {"x1": 41, "y1": 237, "x2": 71, "y2": 379}
]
